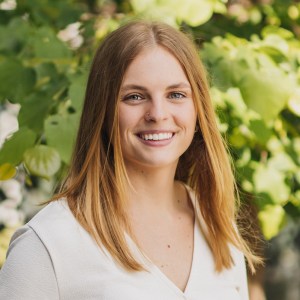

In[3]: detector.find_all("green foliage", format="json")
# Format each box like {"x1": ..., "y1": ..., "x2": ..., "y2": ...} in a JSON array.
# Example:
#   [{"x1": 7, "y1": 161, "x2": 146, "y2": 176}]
[
  {"x1": 0, "y1": 0, "x2": 299, "y2": 240},
  {"x1": 0, "y1": 59, "x2": 36, "y2": 102},
  {"x1": 23, "y1": 145, "x2": 61, "y2": 179},
  {"x1": 44, "y1": 112, "x2": 80, "y2": 164},
  {"x1": 0, "y1": 127, "x2": 37, "y2": 165},
  {"x1": 0, "y1": 163, "x2": 16, "y2": 180},
  {"x1": 130, "y1": 0, "x2": 226, "y2": 27}
]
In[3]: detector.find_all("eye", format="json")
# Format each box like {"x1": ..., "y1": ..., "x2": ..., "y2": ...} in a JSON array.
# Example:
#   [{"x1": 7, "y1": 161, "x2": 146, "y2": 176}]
[
  {"x1": 122, "y1": 93, "x2": 144, "y2": 101},
  {"x1": 169, "y1": 92, "x2": 186, "y2": 99}
]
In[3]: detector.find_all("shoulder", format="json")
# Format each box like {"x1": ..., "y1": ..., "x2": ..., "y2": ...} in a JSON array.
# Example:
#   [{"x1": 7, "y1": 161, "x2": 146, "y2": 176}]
[
  {"x1": 0, "y1": 225, "x2": 59, "y2": 299},
  {"x1": 27, "y1": 199, "x2": 83, "y2": 246},
  {"x1": 26, "y1": 199, "x2": 102, "y2": 262},
  {"x1": 28, "y1": 198, "x2": 73, "y2": 228}
]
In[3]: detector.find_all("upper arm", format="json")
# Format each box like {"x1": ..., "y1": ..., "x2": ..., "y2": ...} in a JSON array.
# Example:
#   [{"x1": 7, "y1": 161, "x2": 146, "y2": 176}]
[{"x1": 0, "y1": 225, "x2": 59, "y2": 300}]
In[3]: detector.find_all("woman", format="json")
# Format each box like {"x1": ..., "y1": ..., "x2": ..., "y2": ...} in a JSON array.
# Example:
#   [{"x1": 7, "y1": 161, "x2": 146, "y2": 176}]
[{"x1": 0, "y1": 21, "x2": 260, "y2": 299}]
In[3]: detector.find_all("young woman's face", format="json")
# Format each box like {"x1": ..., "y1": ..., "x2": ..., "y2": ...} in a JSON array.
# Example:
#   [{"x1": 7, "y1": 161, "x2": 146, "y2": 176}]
[{"x1": 118, "y1": 46, "x2": 197, "y2": 170}]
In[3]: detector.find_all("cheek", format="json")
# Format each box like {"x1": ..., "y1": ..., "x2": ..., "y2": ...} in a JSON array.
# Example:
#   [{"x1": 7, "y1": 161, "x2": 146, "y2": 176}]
[
  {"x1": 118, "y1": 106, "x2": 139, "y2": 136},
  {"x1": 181, "y1": 105, "x2": 197, "y2": 132}
]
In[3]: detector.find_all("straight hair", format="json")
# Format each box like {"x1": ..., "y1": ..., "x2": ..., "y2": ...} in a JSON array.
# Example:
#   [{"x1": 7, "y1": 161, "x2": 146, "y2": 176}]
[{"x1": 53, "y1": 20, "x2": 261, "y2": 273}]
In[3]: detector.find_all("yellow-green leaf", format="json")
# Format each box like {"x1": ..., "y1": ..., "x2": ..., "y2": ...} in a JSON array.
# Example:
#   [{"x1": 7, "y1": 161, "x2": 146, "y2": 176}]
[
  {"x1": 23, "y1": 145, "x2": 61, "y2": 179},
  {"x1": 258, "y1": 205, "x2": 286, "y2": 239},
  {"x1": 253, "y1": 164, "x2": 290, "y2": 205},
  {"x1": 0, "y1": 163, "x2": 17, "y2": 180}
]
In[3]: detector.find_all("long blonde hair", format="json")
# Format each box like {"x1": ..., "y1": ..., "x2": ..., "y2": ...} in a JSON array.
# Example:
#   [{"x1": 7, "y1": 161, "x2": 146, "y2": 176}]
[{"x1": 54, "y1": 21, "x2": 261, "y2": 273}]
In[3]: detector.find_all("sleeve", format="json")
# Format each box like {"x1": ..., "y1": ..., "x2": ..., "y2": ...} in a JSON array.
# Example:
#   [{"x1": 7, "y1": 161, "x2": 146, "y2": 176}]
[
  {"x1": 235, "y1": 251, "x2": 249, "y2": 300},
  {"x1": 0, "y1": 225, "x2": 59, "y2": 300}
]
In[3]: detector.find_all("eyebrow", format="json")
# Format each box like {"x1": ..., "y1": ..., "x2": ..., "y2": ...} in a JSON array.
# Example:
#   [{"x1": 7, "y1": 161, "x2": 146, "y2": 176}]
[{"x1": 120, "y1": 82, "x2": 191, "y2": 92}]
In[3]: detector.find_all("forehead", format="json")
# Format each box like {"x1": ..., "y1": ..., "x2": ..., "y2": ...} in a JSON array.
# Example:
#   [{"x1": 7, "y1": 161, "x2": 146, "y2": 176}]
[{"x1": 121, "y1": 46, "x2": 190, "y2": 88}]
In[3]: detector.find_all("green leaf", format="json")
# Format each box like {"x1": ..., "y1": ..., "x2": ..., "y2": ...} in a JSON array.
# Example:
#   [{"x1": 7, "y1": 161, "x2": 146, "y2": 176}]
[
  {"x1": 0, "y1": 17, "x2": 31, "y2": 54},
  {"x1": 0, "y1": 59, "x2": 36, "y2": 103},
  {"x1": 258, "y1": 204, "x2": 286, "y2": 239},
  {"x1": 23, "y1": 145, "x2": 61, "y2": 179},
  {"x1": 68, "y1": 72, "x2": 87, "y2": 112},
  {"x1": 31, "y1": 27, "x2": 72, "y2": 60},
  {"x1": 253, "y1": 164, "x2": 290, "y2": 205},
  {"x1": 262, "y1": 26, "x2": 294, "y2": 40},
  {"x1": 268, "y1": 152, "x2": 297, "y2": 172},
  {"x1": 237, "y1": 56, "x2": 293, "y2": 122},
  {"x1": 224, "y1": 88, "x2": 248, "y2": 116},
  {"x1": 202, "y1": 37, "x2": 295, "y2": 122},
  {"x1": 35, "y1": 63, "x2": 59, "y2": 84},
  {"x1": 130, "y1": 0, "x2": 216, "y2": 26},
  {"x1": 288, "y1": 88, "x2": 300, "y2": 116},
  {"x1": 0, "y1": 163, "x2": 17, "y2": 180},
  {"x1": 228, "y1": 127, "x2": 247, "y2": 148},
  {"x1": 201, "y1": 42, "x2": 236, "y2": 90},
  {"x1": 34, "y1": 63, "x2": 69, "y2": 99},
  {"x1": 130, "y1": 0, "x2": 155, "y2": 13},
  {"x1": 18, "y1": 92, "x2": 53, "y2": 133},
  {"x1": 174, "y1": 0, "x2": 214, "y2": 27},
  {"x1": 44, "y1": 113, "x2": 80, "y2": 164},
  {"x1": 249, "y1": 119, "x2": 272, "y2": 144},
  {"x1": 0, "y1": 127, "x2": 37, "y2": 166},
  {"x1": 17, "y1": 0, "x2": 83, "y2": 29}
]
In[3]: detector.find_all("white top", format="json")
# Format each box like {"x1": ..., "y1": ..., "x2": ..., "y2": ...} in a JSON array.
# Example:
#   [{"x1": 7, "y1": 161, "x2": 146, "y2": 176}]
[{"x1": 0, "y1": 188, "x2": 249, "y2": 300}]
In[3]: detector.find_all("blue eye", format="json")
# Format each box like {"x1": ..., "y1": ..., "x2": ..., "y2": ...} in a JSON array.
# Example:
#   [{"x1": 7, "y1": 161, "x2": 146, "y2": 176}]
[
  {"x1": 169, "y1": 92, "x2": 185, "y2": 99},
  {"x1": 123, "y1": 94, "x2": 144, "y2": 101}
]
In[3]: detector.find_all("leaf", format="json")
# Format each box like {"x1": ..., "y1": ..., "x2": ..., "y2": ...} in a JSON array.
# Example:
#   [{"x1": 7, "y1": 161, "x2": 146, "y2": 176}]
[
  {"x1": 0, "y1": 17, "x2": 31, "y2": 54},
  {"x1": 0, "y1": 59, "x2": 36, "y2": 103},
  {"x1": 17, "y1": 0, "x2": 83, "y2": 29},
  {"x1": 253, "y1": 164, "x2": 290, "y2": 205},
  {"x1": 262, "y1": 26, "x2": 294, "y2": 40},
  {"x1": 23, "y1": 145, "x2": 61, "y2": 179},
  {"x1": 236, "y1": 56, "x2": 293, "y2": 122},
  {"x1": 0, "y1": 127, "x2": 37, "y2": 166},
  {"x1": 34, "y1": 63, "x2": 69, "y2": 98},
  {"x1": 130, "y1": 0, "x2": 216, "y2": 26},
  {"x1": 174, "y1": 0, "x2": 214, "y2": 27},
  {"x1": 130, "y1": 0, "x2": 155, "y2": 13},
  {"x1": 68, "y1": 72, "x2": 87, "y2": 112},
  {"x1": 202, "y1": 37, "x2": 295, "y2": 122},
  {"x1": 228, "y1": 127, "x2": 247, "y2": 148},
  {"x1": 35, "y1": 62, "x2": 59, "y2": 85},
  {"x1": 258, "y1": 204, "x2": 286, "y2": 239},
  {"x1": 288, "y1": 88, "x2": 300, "y2": 116},
  {"x1": 201, "y1": 43, "x2": 235, "y2": 90},
  {"x1": 225, "y1": 88, "x2": 248, "y2": 115},
  {"x1": 260, "y1": 34, "x2": 289, "y2": 56},
  {"x1": 31, "y1": 27, "x2": 72, "y2": 60},
  {"x1": 18, "y1": 92, "x2": 53, "y2": 133},
  {"x1": 249, "y1": 119, "x2": 272, "y2": 144},
  {"x1": 268, "y1": 152, "x2": 297, "y2": 172},
  {"x1": 0, "y1": 163, "x2": 17, "y2": 180},
  {"x1": 44, "y1": 113, "x2": 80, "y2": 164}
]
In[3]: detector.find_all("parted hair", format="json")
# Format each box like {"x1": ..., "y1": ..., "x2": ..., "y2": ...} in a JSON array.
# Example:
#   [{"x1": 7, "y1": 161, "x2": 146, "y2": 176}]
[{"x1": 54, "y1": 20, "x2": 260, "y2": 273}]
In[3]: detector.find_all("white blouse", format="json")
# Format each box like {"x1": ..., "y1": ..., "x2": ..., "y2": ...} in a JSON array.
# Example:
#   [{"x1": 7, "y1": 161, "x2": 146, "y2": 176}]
[{"x1": 0, "y1": 188, "x2": 249, "y2": 300}]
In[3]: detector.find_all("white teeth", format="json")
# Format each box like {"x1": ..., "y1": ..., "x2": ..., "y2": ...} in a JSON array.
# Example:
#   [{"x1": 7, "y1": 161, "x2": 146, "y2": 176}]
[{"x1": 140, "y1": 133, "x2": 173, "y2": 141}]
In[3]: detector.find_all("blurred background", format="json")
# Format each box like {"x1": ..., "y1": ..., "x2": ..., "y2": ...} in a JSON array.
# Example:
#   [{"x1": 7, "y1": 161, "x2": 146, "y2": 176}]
[{"x1": 0, "y1": 1, "x2": 299, "y2": 299}]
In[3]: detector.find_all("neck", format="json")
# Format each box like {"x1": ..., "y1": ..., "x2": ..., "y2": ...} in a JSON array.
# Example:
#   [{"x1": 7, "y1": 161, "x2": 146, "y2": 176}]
[{"x1": 124, "y1": 162, "x2": 180, "y2": 213}]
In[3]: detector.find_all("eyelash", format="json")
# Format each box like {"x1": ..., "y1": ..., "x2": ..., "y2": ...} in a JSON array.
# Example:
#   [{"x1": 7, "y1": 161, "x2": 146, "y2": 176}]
[
  {"x1": 122, "y1": 92, "x2": 187, "y2": 102},
  {"x1": 169, "y1": 92, "x2": 186, "y2": 99},
  {"x1": 122, "y1": 93, "x2": 144, "y2": 101}
]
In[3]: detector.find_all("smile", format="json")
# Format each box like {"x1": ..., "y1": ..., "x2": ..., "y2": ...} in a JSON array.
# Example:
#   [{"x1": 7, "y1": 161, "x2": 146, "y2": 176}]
[{"x1": 139, "y1": 132, "x2": 173, "y2": 141}]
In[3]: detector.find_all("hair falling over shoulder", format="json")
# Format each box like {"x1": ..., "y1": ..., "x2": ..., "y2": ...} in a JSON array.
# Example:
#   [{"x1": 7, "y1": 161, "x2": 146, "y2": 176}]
[{"x1": 52, "y1": 20, "x2": 263, "y2": 274}]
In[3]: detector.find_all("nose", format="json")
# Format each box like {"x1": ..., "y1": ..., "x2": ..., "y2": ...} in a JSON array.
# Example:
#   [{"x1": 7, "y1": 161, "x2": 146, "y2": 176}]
[{"x1": 144, "y1": 97, "x2": 169, "y2": 122}]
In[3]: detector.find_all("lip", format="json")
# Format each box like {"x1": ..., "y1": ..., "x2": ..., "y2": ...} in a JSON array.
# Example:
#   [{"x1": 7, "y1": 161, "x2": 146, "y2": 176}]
[
  {"x1": 136, "y1": 130, "x2": 176, "y2": 147},
  {"x1": 136, "y1": 130, "x2": 175, "y2": 135}
]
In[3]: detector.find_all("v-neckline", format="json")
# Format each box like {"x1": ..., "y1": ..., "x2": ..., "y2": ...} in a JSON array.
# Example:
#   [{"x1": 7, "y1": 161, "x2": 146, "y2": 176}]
[
  {"x1": 125, "y1": 183, "x2": 198, "y2": 297},
  {"x1": 147, "y1": 215, "x2": 197, "y2": 297}
]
